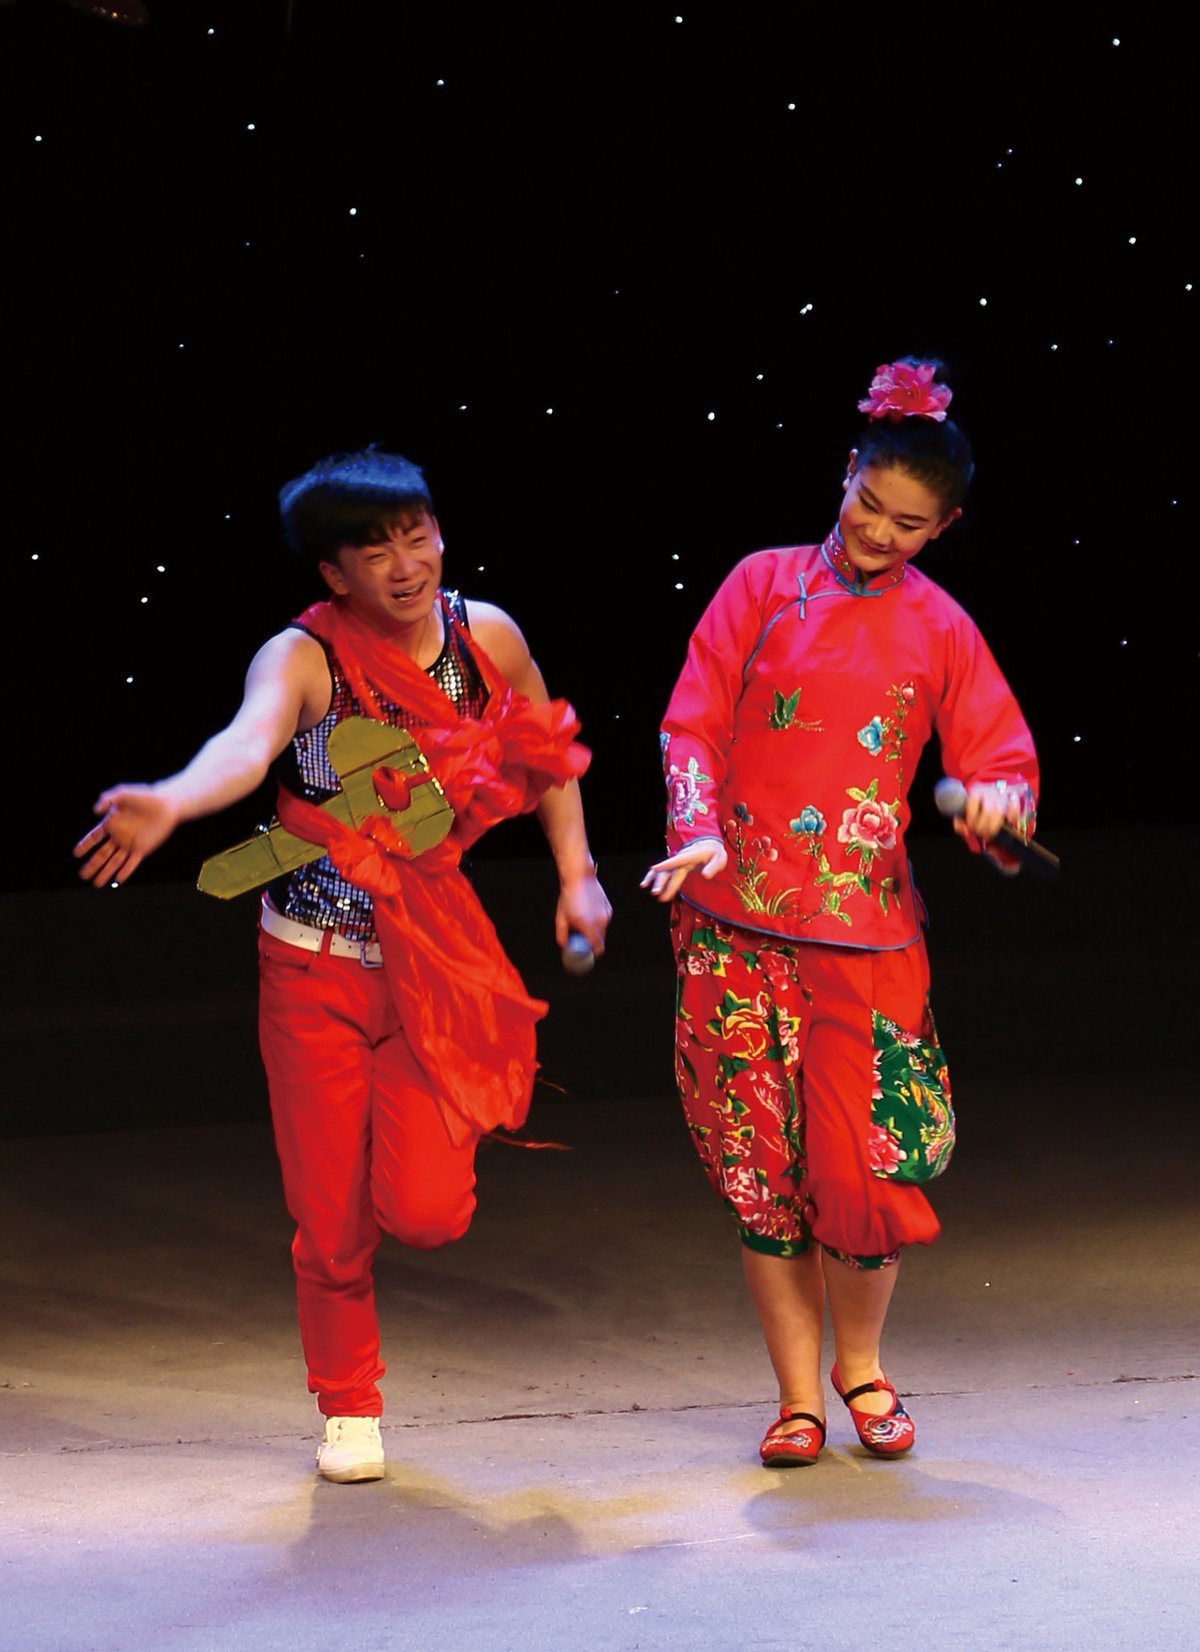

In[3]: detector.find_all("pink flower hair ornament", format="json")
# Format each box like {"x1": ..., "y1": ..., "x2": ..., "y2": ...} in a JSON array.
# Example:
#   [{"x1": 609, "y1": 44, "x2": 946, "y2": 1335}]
[{"x1": 858, "y1": 360, "x2": 953, "y2": 423}]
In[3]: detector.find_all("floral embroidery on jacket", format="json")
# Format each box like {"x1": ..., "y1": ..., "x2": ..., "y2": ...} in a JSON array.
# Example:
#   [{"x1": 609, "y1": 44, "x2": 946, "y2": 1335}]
[
  {"x1": 856, "y1": 682, "x2": 915, "y2": 773},
  {"x1": 662, "y1": 736, "x2": 712, "y2": 829},
  {"x1": 789, "y1": 805, "x2": 826, "y2": 837},
  {"x1": 725, "y1": 804, "x2": 813, "y2": 919},
  {"x1": 717, "y1": 680, "x2": 919, "y2": 929},
  {"x1": 796, "y1": 836, "x2": 899, "y2": 926},
  {"x1": 837, "y1": 779, "x2": 899, "y2": 871},
  {"x1": 781, "y1": 780, "x2": 900, "y2": 925},
  {"x1": 857, "y1": 716, "x2": 886, "y2": 755},
  {"x1": 727, "y1": 776, "x2": 906, "y2": 927}
]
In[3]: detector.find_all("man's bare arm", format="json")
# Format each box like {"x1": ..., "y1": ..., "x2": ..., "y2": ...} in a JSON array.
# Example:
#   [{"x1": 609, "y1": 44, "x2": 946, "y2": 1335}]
[
  {"x1": 74, "y1": 630, "x2": 329, "y2": 887},
  {"x1": 470, "y1": 602, "x2": 611, "y2": 952}
]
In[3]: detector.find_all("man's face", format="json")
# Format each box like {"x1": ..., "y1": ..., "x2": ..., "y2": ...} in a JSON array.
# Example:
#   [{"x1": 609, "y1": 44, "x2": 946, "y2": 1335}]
[{"x1": 319, "y1": 510, "x2": 444, "y2": 635}]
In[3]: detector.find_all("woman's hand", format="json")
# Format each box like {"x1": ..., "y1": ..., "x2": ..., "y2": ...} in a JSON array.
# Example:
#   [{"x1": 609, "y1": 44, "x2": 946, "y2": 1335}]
[
  {"x1": 952, "y1": 783, "x2": 1030, "y2": 873},
  {"x1": 640, "y1": 839, "x2": 728, "y2": 903},
  {"x1": 951, "y1": 783, "x2": 1027, "y2": 845}
]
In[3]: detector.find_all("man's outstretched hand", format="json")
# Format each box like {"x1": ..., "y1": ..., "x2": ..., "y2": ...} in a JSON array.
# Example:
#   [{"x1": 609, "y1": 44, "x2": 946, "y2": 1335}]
[{"x1": 74, "y1": 786, "x2": 179, "y2": 887}]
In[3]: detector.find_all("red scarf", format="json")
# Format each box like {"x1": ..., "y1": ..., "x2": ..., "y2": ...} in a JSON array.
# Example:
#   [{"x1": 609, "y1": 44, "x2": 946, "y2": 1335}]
[{"x1": 275, "y1": 596, "x2": 591, "y2": 1147}]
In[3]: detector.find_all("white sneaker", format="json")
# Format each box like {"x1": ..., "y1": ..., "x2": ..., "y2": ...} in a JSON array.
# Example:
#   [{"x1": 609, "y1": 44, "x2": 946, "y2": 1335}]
[{"x1": 316, "y1": 1416, "x2": 386, "y2": 1483}]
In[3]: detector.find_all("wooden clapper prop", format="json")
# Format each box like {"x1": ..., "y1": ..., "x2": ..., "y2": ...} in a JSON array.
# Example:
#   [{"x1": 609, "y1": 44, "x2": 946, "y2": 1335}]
[{"x1": 197, "y1": 716, "x2": 454, "y2": 899}]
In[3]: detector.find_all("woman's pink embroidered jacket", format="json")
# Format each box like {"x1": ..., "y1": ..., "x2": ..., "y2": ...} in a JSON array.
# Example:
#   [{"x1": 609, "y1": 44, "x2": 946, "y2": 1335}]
[{"x1": 660, "y1": 532, "x2": 1039, "y2": 950}]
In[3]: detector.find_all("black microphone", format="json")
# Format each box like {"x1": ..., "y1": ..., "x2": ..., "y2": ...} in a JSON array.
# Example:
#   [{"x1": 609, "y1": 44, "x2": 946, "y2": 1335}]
[{"x1": 934, "y1": 778, "x2": 1060, "y2": 878}]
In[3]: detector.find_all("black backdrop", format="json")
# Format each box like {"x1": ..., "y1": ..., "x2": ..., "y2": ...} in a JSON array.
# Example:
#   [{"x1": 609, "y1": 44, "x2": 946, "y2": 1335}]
[{"x1": 4, "y1": 0, "x2": 1195, "y2": 890}]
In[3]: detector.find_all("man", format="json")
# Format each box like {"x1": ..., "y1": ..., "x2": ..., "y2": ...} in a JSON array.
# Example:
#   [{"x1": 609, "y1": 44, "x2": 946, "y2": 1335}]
[{"x1": 75, "y1": 448, "x2": 610, "y2": 1482}]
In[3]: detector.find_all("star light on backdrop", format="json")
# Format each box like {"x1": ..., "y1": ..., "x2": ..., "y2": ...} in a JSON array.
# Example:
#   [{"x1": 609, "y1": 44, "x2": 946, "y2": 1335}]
[{"x1": 2, "y1": 2, "x2": 1195, "y2": 885}]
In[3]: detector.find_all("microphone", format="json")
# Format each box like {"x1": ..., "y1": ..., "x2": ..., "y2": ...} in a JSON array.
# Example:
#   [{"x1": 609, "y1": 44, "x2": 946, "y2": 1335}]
[
  {"x1": 934, "y1": 778, "x2": 1060, "y2": 878},
  {"x1": 562, "y1": 932, "x2": 596, "y2": 975}
]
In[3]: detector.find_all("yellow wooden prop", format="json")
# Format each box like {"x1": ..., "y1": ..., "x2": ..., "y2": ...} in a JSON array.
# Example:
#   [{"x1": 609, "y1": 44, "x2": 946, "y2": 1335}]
[{"x1": 197, "y1": 716, "x2": 454, "y2": 899}]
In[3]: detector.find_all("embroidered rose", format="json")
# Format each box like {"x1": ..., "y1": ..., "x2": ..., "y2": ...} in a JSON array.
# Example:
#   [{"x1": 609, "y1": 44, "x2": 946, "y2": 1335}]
[
  {"x1": 838, "y1": 798, "x2": 899, "y2": 852},
  {"x1": 900, "y1": 682, "x2": 915, "y2": 703},
  {"x1": 745, "y1": 834, "x2": 779, "y2": 862},
  {"x1": 789, "y1": 806, "x2": 826, "y2": 835},
  {"x1": 666, "y1": 757, "x2": 711, "y2": 827},
  {"x1": 868, "y1": 1123, "x2": 906, "y2": 1174},
  {"x1": 666, "y1": 768, "x2": 698, "y2": 822},
  {"x1": 857, "y1": 717, "x2": 886, "y2": 755}
]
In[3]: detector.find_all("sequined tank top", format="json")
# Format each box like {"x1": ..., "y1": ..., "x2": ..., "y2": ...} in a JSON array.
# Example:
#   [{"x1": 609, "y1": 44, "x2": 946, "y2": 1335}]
[{"x1": 266, "y1": 590, "x2": 489, "y2": 940}]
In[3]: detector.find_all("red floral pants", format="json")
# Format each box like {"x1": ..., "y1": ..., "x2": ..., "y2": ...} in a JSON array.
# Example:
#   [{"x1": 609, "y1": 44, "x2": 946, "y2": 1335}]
[{"x1": 673, "y1": 905, "x2": 943, "y2": 1266}]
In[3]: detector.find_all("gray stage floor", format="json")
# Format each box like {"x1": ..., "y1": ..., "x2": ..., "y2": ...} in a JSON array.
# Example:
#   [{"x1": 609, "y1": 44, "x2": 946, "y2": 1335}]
[{"x1": 2, "y1": 838, "x2": 1196, "y2": 1652}]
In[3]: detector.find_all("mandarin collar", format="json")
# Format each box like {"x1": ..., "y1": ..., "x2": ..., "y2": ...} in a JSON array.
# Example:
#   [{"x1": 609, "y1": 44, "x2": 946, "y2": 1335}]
[{"x1": 820, "y1": 527, "x2": 908, "y2": 596}]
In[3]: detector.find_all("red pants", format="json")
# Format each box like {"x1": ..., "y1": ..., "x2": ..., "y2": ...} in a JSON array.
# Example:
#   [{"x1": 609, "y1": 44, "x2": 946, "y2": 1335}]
[
  {"x1": 674, "y1": 907, "x2": 942, "y2": 1263},
  {"x1": 257, "y1": 927, "x2": 479, "y2": 1417}
]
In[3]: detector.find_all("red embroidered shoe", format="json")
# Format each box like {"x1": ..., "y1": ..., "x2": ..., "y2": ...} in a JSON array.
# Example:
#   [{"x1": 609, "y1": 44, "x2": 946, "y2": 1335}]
[
  {"x1": 831, "y1": 1365, "x2": 915, "y2": 1457},
  {"x1": 759, "y1": 1406, "x2": 827, "y2": 1467}
]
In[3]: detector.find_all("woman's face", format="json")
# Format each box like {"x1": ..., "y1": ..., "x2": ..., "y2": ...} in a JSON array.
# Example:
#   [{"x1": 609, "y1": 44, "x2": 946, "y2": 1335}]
[{"x1": 838, "y1": 458, "x2": 960, "y2": 577}]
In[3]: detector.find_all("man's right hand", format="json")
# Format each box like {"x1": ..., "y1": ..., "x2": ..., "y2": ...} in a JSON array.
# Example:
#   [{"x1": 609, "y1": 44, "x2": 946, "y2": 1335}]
[
  {"x1": 74, "y1": 786, "x2": 181, "y2": 887},
  {"x1": 72, "y1": 627, "x2": 329, "y2": 890}
]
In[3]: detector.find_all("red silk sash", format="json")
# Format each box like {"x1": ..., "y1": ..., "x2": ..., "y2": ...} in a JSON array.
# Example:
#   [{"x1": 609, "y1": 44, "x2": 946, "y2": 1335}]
[{"x1": 279, "y1": 596, "x2": 591, "y2": 1146}]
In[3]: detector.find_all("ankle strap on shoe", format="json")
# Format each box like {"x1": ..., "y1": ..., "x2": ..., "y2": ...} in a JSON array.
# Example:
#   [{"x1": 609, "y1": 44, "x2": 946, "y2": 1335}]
[
  {"x1": 778, "y1": 1408, "x2": 827, "y2": 1440},
  {"x1": 840, "y1": 1379, "x2": 894, "y2": 1406}
]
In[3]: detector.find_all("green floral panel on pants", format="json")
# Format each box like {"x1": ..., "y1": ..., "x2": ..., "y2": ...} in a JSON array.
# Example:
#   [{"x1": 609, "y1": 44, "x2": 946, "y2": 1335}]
[{"x1": 869, "y1": 1007, "x2": 954, "y2": 1184}]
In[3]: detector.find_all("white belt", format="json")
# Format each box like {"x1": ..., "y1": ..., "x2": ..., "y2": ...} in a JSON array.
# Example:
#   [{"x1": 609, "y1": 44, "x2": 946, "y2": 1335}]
[{"x1": 260, "y1": 899, "x2": 384, "y2": 967}]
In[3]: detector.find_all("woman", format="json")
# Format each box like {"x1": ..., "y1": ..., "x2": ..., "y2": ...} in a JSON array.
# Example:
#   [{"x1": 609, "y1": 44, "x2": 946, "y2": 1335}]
[{"x1": 643, "y1": 360, "x2": 1038, "y2": 1465}]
